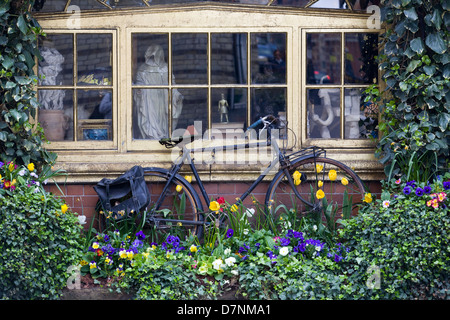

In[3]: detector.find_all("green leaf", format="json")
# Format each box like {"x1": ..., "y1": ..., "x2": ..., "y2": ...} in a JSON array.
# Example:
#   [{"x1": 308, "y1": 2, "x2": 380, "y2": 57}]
[
  {"x1": 425, "y1": 33, "x2": 447, "y2": 54},
  {"x1": 404, "y1": 7, "x2": 418, "y2": 21},
  {"x1": 406, "y1": 59, "x2": 421, "y2": 72},
  {"x1": 17, "y1": 15, "x2": 28, "y2": 35},
  {"x1": 409, "y1": 38, "x2": 425, "y2": 55},
  {"x1": 1, "y1": 56, "x2": 14, "y2": 69}
]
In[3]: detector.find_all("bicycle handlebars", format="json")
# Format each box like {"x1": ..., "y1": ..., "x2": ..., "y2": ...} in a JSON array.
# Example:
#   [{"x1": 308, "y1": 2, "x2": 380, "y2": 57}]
[{"x1": 159, "y1": 114, "x2": 280, "y2": 148}]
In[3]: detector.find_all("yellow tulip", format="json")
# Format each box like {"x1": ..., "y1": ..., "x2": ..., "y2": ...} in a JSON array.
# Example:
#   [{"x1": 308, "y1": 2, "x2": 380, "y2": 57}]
[
  {"x1": 184, "y1": 175, "x2": 192, "y2": 183},
  {"x1": 363, "y1": 193, "x2": 372, "y2": 203},
  {"x1": 230, "y1": 204, "x2": 239, "y2": 212},
  {"x1": 341, "y1": 177, "x2": 349, "y2": 186},
  {"x1": 27, "y1": 163, "x2": 35, "y2": 171},
  {"x1": 294, "y1": 178, "x2": 301, "y2": 186},
  {"x1": 292, "y1": 171, "x2": 301, "y2": 181},
  {"x1": 316, "y1": 164, "x2": 323, "y2": 173},
  {"x1": 318, "y1": 180, "x2": 323, "y2": 188},
  {"x1": 316, "y1": 189, "x2": 325, "y2": 200},
  {"x1": 176, "y1": 185, "x2": 182, "y2": 192},
  {"x1": 8, "y1": 162, "x2": 14, "y2": 172},
  {"x1": 209, "y1": 200, "x2": 221, "y2": 212},
  {"x1": 328, "y1": 170, "x2": 337, "y2": 181}
]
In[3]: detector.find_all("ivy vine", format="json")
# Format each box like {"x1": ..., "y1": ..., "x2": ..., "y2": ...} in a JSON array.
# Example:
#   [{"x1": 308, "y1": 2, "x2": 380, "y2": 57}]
[
  {"x1": 373, "y1": 0, "x2": 450, "y2": 181},
  {"x1": 0, "y1": 0, "x2": 56, "y2": 169}
]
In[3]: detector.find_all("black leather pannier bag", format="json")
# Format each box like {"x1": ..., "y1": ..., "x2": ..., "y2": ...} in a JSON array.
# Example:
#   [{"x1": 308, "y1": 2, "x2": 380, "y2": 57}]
[{"x1": 94, "y1": 165, "x2": 150, "y2": 216}]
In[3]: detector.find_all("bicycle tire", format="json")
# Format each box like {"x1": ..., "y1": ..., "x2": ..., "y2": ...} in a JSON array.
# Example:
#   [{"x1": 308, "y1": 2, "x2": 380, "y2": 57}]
[
  {"x1": 143, "y1": 167, "x2": 205, "y2": 242},
  {"x1": 264, "y1": 156, "x2": 366, "y2": 233}
]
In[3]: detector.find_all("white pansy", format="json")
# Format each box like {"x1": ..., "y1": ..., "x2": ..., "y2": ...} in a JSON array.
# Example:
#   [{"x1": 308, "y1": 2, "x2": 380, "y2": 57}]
[
  {"x1": 279, "y1": 247, "x2": 289, "y2": 256},
  {"x1": 245, "y1": 208, "x2": 255, "y2": 218},
  {"x1": 224, "y1": 248, "x2": 231, "y2": 255},
  {"x1": 225, "y1": 257, "x2": 236, "y2": 267},
  {"x1": 77, "y1": 215, "x2": 87, "y2": 225},
  {"x1": 212, "y1": 259, "x2": 224, "y2": 270}
]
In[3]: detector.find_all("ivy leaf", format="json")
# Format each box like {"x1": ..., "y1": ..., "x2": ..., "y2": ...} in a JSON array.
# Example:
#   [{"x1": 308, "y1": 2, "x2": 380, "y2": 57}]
[
  {"x1": 438, "y1": 113, "x2": 450, "y2": 131},
  {"x1": 409, "y1": 38, "x2": 425, "y2": 55},
  {"x1": 17, "y1": 15, "x2": 28, "y2": 35},
  {"x1": 406, "y1": 59, "x2": 421, "y2": 72},
  {"x1": 443, "y1": 64, "x2": 450, "y2": 79},
  {"x1": 404, "y1": 7, "x2": 418, "y2": 21},
  {"x1": 425, "y1": 33, "x2": 447, "y2": 54},
  {"x1": 1, "y1": 56, "x2": 14, "y2": 69}
]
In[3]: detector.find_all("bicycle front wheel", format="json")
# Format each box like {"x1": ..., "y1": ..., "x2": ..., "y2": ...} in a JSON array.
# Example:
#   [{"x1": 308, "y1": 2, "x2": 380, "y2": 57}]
[
  {"x1": 143, "y1": 168, "x2": 204, "y2": 242},
  {"x1": 265, "y1": 157, "x2": 366, "y2": 232}
]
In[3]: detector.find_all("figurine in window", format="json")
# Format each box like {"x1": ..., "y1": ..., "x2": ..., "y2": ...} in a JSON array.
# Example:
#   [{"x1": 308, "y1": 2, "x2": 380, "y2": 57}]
[
  {"x1": 133, "y1": 44, "x2": 183, "y2": 139},
  {"x1": 310, "y1": 88, "x2": 340, "y2": 139},
  {"x1": 218, "y1": 93, "x2": 229, "y2": 123}
]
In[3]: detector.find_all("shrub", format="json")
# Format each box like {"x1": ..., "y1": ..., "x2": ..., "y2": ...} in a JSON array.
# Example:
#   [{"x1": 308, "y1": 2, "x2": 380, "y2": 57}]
[
  {"x1": 340, "y1": 173, "x2": 450, "y2": 299},
  {"x1": 0, "y1": 161, "x2": 84, "y2": 299},
  {"x1": 374, "y1": 0, "x2": 450, "y2": 178}
]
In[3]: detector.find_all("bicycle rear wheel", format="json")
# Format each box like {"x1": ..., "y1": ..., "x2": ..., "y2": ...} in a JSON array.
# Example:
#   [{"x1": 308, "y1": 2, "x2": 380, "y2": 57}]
[
  {"x1": 143, "y1": 168, "x2": 204, "y2": 242},
  {"x1": 265, "y1": 157, "x2": 366, "y2": 233}
]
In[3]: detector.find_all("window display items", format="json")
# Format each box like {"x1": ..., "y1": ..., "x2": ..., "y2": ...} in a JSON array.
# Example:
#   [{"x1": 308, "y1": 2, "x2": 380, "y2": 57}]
[
  {"x1": 133, "y1": 45, "x2": 183, "y2": 140},
  {"x1": 218, "y1": 93, "x2": 229, "y2": 123},
  {"x1": 38, "y1": 47, "x2": 69, "y2": 141},
  {"x1": 309, "y1": 88, "x2": 340, "y2": 139}
]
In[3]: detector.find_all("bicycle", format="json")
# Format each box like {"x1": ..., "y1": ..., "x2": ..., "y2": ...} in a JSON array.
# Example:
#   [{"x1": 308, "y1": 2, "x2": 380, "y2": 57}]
[{"x1": 130, "y1": 114, "x2": 367, "y2": 241}]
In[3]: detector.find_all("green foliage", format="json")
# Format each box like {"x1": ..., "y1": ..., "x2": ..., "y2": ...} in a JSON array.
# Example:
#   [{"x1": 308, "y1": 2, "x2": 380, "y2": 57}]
[
  {"x1": 340, "y1": 174, "x2": 450, "y2": 299},
  {"x1": 0, "y1": 160, "x2": 84, "y2": 300},
  {"x1": 374, "y1": 0, "x2": 450, "y2": 180},
  {"x1": 0, "y1": 0, "x2": 56, "y2": 169}
]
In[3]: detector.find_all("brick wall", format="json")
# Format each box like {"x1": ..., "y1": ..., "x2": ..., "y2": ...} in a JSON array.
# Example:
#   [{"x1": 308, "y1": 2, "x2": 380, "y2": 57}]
[{"x1": 45, "y1": 180, "x2": 382, "y2": 230}]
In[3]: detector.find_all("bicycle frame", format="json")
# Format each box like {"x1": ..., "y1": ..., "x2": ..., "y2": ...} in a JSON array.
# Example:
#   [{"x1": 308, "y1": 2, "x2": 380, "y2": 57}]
[{"x1": 152, "y1": 128, "x2": 325, "y2": 220}]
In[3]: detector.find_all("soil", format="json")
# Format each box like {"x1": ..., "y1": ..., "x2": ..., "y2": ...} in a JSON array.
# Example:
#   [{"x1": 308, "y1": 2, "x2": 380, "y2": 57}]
[{"x1": 61, "y1": 274, "x2": 244, "y2": 300}]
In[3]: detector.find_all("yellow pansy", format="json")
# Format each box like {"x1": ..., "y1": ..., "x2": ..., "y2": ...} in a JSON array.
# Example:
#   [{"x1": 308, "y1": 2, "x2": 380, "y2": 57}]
[
  {"x1": 363, "y1": 193, "x2": 372, "y2": 203},
  {"x1": 61, "y1": 204, "x2": 68, "y2": 214},
  {"x1": 328, "y1": 170, "x2": 337, "y2": 181},
  {"x1": 316, "y1": 189, "x2": 325, "y2": 200},
  {"x1": 176, "y1": 185, "x2": 182, "y2": 192},
  {"x1": 184, "y1": 175, "x2": 192, "y2": 183},
  {"x1": 27, "y1": 163, "x2": 35, "y2": 171},
  {"x1": 316, "y1": 164, "x2": 323, "y2": 173},
  {"x1": 341, "y1": 177, "x2": 349, "y2": 186},
  {"x1": 209, "y1": 200, "x2": 221, "y2": 212},
  {"x1": 318, "y1": 180, "x2": 323, "y2": 188},
  {"x1": 190, "y1": 245, "x2": 198, "y2": 253},
  {"x1": 292, "y1": 171, "x2": 301, "y2": 180}
]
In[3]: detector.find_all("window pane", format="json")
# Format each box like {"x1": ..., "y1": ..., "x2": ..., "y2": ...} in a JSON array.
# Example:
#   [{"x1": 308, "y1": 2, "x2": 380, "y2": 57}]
[
  {"x1": 309, "y1": 0, "x2": 352, "y2": 9},
  {"x1": 77, "y1": 34, "x2": 112, "y2": 86},
  {"x1": 173, "y1": 88, "x2": 208, "y2": 137},
  {"x1": 172, "y1": 33, "x2": 208, "y2": 85},
  {"x1": 251, "y1": 33, "x2": 287, "y2": 84},
  {"x1": 345, "y1": 88, "x2": 378, "y2": 139},
  {"x1": 211, "y1": 33, "x2": 247, "y2": 85},
  {"x1": 133, "y1": 88, "x2": 169, "y2": 140},
  {"x1": 251, "y1": 88, "x2": 286, "y2": 123},
  {"x1": 77, "y1": 90, "x2": 113, "y2": 141},
  {"x1": 306, "y1": 33, "x2": 341, "y2": 85},
  {"x1": 211, "y1": 88, "x2": 247, "y2": 134},
  {"x1": 132, "y1": 34, "x2": 169, "y2": 85},
  {"x1": 38, "y1": 90, "x2": 73, "y2": 141},
  {"x1": 38, "y1": 34, "x2": 73, "y2": 86},
  {"x1": 345, "y1": 33, "x2": 378, "y2": 84},
  {"x1": 307, "y1": 88, "x2": 340, "y2": 139}
]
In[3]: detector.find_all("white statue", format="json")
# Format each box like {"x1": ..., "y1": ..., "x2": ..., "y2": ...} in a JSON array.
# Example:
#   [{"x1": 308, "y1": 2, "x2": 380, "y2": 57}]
[
  {"x1": 38, "y1": 47, "x2": 65, "y2": 110},
  {"x1": 310, "y1": 88, "x2": 340, "y2": 139},
  {"x1": 218, "y1": 93, "x2": 229, "y2": 123},
  {"x1": 133, "y1": 45, "x2": 183, "y2": 140}
]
